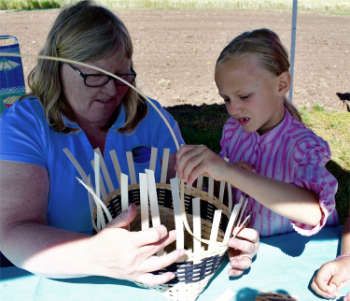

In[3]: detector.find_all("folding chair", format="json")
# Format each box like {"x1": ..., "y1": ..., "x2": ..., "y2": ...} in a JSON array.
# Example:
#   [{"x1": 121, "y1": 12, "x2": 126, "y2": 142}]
[
  {"x1": 0, "y1": 35, "x2": 26, "y2": 266},
  {"x1": 0, "y1": 35, "x2": 26, "y2": 115}
]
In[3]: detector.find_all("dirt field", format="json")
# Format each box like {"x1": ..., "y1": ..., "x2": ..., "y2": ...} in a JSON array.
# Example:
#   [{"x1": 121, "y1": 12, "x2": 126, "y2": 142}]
[{"x1": 1, "y1": 9, "x2": 349, "y2": 111}]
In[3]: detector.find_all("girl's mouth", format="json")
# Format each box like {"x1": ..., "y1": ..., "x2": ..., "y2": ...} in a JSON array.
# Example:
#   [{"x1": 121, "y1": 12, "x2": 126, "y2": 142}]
[{"x1": 237, "y1": 117, "x2": 250, "y2": 126}]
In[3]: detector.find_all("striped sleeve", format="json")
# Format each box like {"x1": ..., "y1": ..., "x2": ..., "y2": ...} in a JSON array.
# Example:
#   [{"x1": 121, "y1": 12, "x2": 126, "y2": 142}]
[{"x1": 291, "y1": 134, "x2": 338, "y2": 236}]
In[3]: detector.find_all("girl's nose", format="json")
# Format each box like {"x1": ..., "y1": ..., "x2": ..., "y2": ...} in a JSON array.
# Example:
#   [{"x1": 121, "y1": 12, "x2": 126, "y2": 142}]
[{"x1": 226, "y1": 99, "x2": 241, "y2": 115}]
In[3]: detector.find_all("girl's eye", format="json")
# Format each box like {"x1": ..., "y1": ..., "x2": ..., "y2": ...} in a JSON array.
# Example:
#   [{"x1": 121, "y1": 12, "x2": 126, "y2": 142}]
[
  {"x1": 239, "y1": 94, "x2": 251, "y2": 101},
  {"x1": 223, "y1": 97, "x2": 230, "y2": 103}
]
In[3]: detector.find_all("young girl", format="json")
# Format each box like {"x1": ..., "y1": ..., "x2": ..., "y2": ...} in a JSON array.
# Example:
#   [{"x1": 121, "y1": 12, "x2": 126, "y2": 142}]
[{"x1": 176, "y1": 28, "x2": 338, "y2": 237}]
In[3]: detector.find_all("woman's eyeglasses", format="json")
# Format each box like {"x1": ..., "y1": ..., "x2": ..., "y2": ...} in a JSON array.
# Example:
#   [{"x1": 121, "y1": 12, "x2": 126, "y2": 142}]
[{"x1": 67, "y1": 64, "x2": 136, "y2": 88}]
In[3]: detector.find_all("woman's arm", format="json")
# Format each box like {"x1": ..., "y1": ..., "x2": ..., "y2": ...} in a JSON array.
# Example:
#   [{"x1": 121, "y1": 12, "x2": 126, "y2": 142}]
[
  {"x1": 176, "y1": 145, "x2": 322, "y2": 226},
  {"x1": 0, "y1": 161, "x2": 184, "y2": 285}
]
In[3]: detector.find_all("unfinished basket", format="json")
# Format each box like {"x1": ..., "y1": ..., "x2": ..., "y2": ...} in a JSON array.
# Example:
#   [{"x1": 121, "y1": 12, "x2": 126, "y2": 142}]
[{"x1": 65, "y1": 147, "x2": 248, "y2": 301}]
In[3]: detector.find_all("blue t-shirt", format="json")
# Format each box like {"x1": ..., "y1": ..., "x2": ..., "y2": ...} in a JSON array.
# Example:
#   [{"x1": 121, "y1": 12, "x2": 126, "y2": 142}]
[{"x1": 0, "y1": 97, "x2": 184, "y2": 234}]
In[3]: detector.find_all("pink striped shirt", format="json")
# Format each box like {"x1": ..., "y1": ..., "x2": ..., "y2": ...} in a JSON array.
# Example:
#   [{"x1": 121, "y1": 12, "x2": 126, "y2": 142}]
[{"x1": 220, "y1": 108, "x2": 338, "y2": 237}]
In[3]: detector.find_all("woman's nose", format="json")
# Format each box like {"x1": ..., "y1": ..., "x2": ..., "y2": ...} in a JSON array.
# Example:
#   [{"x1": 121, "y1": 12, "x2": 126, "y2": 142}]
[{"x1": 102, "y1": 79, "x2": 117, "y2": 96}]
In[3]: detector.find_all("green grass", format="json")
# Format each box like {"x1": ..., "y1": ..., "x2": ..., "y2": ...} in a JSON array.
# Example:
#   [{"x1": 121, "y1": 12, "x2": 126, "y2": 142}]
[
  {"x1": 1, "y1": 0, "x2": 350, "y2": 15},
  {"x1": 167, "y1": 103, "x2": 350, "y2": 224},
  {"x1": 299, "y1": 105, "x2": 350, "y2": 171},
  {"x1": 0, "y1": 0, "x2": 61, "y2": 9}
]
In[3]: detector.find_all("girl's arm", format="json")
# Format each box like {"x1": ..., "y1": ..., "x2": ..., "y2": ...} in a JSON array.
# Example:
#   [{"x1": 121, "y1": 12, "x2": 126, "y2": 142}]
[
  {"x1": 0, "y1": 161, "x2": 184, "y2": 285},
  {"x1": 176, "y1": 144, "x2": 321, "y2": 226}
]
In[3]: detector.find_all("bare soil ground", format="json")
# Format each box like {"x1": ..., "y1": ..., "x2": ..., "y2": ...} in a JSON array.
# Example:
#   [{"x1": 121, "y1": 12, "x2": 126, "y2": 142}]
[{"x1": 0, "y1": 9, "x2": 349, "y2": 111}]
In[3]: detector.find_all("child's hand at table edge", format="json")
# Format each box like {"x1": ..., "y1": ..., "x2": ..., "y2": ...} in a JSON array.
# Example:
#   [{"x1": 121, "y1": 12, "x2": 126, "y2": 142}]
[
  {"x1": 311, "y1": 256, "x2": 350, "y2": 299},
  {"x1": 227, "y1": 227, "x2": 259, "y2": 277}
]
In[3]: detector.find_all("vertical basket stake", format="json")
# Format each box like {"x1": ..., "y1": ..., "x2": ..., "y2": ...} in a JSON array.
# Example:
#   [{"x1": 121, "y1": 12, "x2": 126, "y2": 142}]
[
  {"x1": 110, "y1": 149, "x2": 121, "y2": 187},
  {"x1": 208, "y1": 209, "x2": 222, "y2": 251},
  {"x1": 94, "y1": 151, "x2": 105, "y2": 230},
  {"x1": 160, "y1": 148, "x2": 170, "y2": 184},
  {"x1": 139, "y1": 173, "x2": 149, "y2": 231},
  {"x1": 146, "y1": 169, "x2": 161, "y2": 228},
  {"x1": 170, "y1": 177, "x2": 184, "y2": 251},
  {"x1": 95, "y1": 148, "x2": 114, "y2": 194},
  {"x1": 223, "y1": 199, "x2": 243, "y2": 245},
  {"x1": 121, "y1": 173, "x2": 129, "y2": 212},
  {"x1": 208, "y1": 177, "x2": 214, "y2": 198},
  {"x1": 219, "y1": 181, "x2": 225, "y2": 203},
  {"x1": 192, "y1": 197, "x2": 201, "y2": 256},
  {"x1": 91, "y1": 158, "x2": 107, "y2": 200},
  {"x1": 126, "y1": 151, "x2": 137, "y2": 185},
  {"x1": 149, "y1": 147, "x2": 158, "y2": 172}
]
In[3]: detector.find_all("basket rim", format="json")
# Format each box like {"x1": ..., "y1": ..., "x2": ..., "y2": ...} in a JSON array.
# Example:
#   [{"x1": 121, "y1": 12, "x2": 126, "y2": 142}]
[{"x1": 93, "y1": 182, "x2": 232, "y2": 222}]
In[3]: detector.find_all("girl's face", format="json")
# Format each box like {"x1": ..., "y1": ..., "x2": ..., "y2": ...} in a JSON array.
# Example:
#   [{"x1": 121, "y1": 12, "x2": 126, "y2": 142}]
[
  {"x1": 61, "y1": 51, "x2": 131, "y2": 128},
  {"x1": 215, "y1": 54, "x2": 290, "y2": 135}
]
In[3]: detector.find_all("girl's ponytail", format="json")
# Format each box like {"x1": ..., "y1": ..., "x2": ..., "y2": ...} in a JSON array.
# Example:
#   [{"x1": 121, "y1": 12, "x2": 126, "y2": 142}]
[{"x1": 284, "y1": 98, "x2": 302, "y2": 122}]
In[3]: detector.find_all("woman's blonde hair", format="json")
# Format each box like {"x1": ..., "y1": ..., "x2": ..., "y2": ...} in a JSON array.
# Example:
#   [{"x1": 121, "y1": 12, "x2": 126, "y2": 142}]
[
  {"x1": 216, "y1": 28, "x2": 302, "y2": 122},
  {"x1": 27, "y1": 0, "x2": 147, "y2": 133}
]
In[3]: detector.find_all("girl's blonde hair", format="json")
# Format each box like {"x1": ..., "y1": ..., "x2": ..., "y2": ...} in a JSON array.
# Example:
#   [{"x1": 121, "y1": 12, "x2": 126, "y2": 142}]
[
  {"x1": 27, "y1": 0, "x2": 147, "y2": 133},
  {"x1": 216, "y1": 28, "x2": 302, "y2": 122}
]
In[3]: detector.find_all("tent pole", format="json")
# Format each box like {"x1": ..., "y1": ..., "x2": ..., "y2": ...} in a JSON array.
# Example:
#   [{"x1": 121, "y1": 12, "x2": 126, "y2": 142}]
[{"x1": 289, "y1": 0, "x2": 298, "y2": 102}]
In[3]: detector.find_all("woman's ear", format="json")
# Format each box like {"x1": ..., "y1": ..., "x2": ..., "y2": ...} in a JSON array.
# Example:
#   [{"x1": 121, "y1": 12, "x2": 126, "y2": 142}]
[{"x1": 277, "y1": 71, "x2": 291, "y2": 95}]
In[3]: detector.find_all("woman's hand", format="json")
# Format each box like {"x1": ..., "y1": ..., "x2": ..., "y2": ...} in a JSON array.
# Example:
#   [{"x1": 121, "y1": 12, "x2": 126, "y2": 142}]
[
  {"x1": 88, "y1": 204, "x2": 185, "y2": 286},
  {"x1": 227, "y1": 227, "x2": 259, "y2": 277},
  {"x1": 175, "y1": 144, "x2": 229, "y2": 185},
  {"x1": 311, "y1": 256, "x2": 350, "y2": 299}
]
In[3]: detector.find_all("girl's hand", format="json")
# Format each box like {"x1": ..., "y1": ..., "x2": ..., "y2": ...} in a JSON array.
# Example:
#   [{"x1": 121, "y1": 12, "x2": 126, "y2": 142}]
[
  {"x1": 311, "y1": 256, "x2": 350, "y2": 299},
  {"x1": 227, "y1": 227, "x2": 259, "y2": 277},
  {"x1": 175, "y1": 144, "x2": 229, "y2": 185},
  {"x1": 88, "y1": 204, "x2": 185, "y2": 286}
]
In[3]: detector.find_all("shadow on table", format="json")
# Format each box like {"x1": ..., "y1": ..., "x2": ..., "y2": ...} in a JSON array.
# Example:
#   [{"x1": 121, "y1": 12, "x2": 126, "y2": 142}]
[
  {"x1": 0, "y1": 266, "x2": 31, "y2": 280},
  {"x1": 56, "y1": 276, "x2": 143, "y2": 288},
  {"x1": 235, "y1": 288, "x2": 296, "y2": 301},
  {"x1": 261, "y1": 225, "x2": 342, "y2": 257}
]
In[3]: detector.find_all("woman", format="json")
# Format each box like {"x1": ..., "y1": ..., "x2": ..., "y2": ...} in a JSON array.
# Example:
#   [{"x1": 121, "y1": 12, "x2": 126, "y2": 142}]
[{"x1": 0, "y1": 0, "x2": 258, "y2": 285}]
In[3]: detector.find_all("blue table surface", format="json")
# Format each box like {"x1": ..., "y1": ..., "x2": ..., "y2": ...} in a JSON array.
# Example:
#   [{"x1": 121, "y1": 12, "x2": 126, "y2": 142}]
[{"x1": 1, "y1": 226, "x2": 349, "y2": 301}]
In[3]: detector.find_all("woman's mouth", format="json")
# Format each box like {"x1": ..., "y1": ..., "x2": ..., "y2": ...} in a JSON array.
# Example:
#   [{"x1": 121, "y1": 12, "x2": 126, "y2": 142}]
[{"x1": 95, "y1": 98, "x2": 115, "y2": 104}]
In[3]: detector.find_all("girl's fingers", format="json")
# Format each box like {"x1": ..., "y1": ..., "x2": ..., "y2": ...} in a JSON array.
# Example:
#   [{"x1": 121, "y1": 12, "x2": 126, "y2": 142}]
[
  {"x1": 176, "y1": 145, "x2": 207, "y2": 179},
  {"x1": 181, "y1": 152, "x2": 205, "y2": 183},
  {"x1": 228, "y1": 236, "x2": 258, "y2": 257},
  {"x1": 228, "y1": 268, "x2": 244, "y2": 277},
  {"x1": 344, "y1": 292, "x2": 350, "y2": 301},
  {"x1": 311, "y1": 263, "x2": 338, "y2": 298},
  {"x1": 316, "y1": 263, "x2": 338, "y2": 293},
  {"x1": 229, "y1": 254, "x2": 252, "y2": 271},
  {"x1": 235, "y1": 227, "x2": 259, "y2": 244},
  {"x1": 311, "y1": 279, "x2": 336, "y2": 299},
  {"x1": 184, "y1": 157, "x2": 207, "y2": 186}
]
